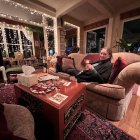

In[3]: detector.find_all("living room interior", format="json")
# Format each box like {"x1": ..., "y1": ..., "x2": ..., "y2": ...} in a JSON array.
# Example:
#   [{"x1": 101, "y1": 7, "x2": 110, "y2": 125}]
[{"x1": 0, "y1": 0, "x2": 140, "y2": 140}]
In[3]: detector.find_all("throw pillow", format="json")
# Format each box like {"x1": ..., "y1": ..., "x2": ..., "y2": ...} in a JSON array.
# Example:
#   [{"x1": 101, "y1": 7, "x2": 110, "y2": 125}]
[
  {"x1": 56, "y1": 55, "x2": 71, "y2": 72},
  {"x1": 109, "y1": 57, "x2": 127, "y2": 84},
  {"x1": 81, "y1": 54, "x2": 100, "y2": 66},
  {"x1": 62, "y1": 58, "x2": 75, "y2": 72}
]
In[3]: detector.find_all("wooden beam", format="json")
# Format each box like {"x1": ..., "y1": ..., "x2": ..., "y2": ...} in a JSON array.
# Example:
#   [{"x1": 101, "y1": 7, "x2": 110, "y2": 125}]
[
  {"x1": 88, "y1": 0, "x2": 113, "y2": 17},
  {"x1": 56, "y1": 0, "x2": 85, "y2": 17}
]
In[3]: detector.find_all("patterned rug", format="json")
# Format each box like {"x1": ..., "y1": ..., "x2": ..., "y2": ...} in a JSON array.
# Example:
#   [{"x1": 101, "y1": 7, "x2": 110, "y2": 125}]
[
  {"x1": 0, "y1": 84, "x2": 136, "y2": 140},
  {"x1": 67, "y1": 109, "x2": 136, "y2": 140},
  {"x1": 0, "y1": 84, "x2": 16, "y2": 104}
]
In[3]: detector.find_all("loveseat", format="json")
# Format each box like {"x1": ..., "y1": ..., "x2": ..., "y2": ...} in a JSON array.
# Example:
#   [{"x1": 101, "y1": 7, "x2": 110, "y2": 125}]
[{"x1": 48, "y1": 52, "x2": 140, "y2": 121}]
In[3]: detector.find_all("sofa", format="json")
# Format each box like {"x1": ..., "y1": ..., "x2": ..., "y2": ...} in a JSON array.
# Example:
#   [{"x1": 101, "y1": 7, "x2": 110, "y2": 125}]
[{"x1": 48, "y1": 52, "x2": 140, "y2": 121}]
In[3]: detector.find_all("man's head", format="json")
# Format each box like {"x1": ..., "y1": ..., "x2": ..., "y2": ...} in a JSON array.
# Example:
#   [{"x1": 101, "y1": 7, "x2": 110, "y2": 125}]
[{"x1": 99, "y1": 48, "x2": 112, "y2": 60}]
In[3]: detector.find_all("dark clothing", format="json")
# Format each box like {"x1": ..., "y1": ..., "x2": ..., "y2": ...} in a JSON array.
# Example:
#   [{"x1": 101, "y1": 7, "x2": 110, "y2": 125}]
[
  {"x1": 66, "y1": 68, "x2": 79, "y2": 76},
  {"x1": 0, "y1": 48, "x2": 3, "y2": 66},
  {"x1": 76, "y1": 58, "x2": 112, "y2": 83}
]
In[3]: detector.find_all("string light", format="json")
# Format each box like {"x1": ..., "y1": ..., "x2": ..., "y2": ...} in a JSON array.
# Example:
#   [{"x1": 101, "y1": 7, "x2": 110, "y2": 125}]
[
  {"x1": 64, "y1": 21, "x2": 80, "y2": 47},
  {"x1": 0, "y1": 0, "x2": 55, "y2": 27},
  {"x1": 0, "y1": 0, "x2": 57, "y2": 54},
  {"x1": 1, "y1": 0, "x2": 54, "y2": 18},
  {"x1": 0, "y1": 13, "x2": 43, "y2": 27}
]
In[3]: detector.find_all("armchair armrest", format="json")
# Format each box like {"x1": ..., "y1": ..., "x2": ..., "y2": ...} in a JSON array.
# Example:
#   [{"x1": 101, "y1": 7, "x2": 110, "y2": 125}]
[
  {"x1": 3, "y1": 103, "x2": 35, "y2": 140},
  {"x1": 114, "y1": 62, "x2": 140, "y2": 93},
  {"x1": 86, "y1": 83, "x2": 125, "y2": 100}
]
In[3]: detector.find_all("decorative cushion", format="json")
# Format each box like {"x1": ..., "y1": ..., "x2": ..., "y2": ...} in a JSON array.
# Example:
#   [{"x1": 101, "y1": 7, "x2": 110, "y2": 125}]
[
  {"x1": 56, "y1": 56, "x2": 71, "y2": 72},
  {"x1": 86, "y1": 83, "x2": 125, "y2": 100},
  {"x1": 109, "y1": 57, "x2": 127, "y2": 84},
  {"x1": 62, "y1": 57, "x2": 75, "y2": 72},
  {"x1": 81, "y1": 54, "x2": 100, "y2": 66}
]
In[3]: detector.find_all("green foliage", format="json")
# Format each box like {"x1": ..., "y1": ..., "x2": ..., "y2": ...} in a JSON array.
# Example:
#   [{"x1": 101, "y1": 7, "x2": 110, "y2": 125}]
[
  {"x1": 113, "y1": 38, "x2": 130, "y2": 52},
  {"x1": 116, "y1": 38, "x2": 129, "y2": 49}
]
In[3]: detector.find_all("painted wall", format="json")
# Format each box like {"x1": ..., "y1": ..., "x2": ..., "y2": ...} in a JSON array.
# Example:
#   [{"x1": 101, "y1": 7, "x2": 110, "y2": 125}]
[{"x1": 82, "y1": 7, "x2": 140, "y2": 53}]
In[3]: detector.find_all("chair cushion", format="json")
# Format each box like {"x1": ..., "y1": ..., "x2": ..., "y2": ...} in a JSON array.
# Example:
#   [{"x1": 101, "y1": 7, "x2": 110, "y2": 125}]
[
  {"x1": 6, "y1": 67, "x2": 23, "y2": 74},
  {"x1": 109, "y1": 57, "x2": 127, "y2": 83},
  {"x1": 86, "y1": 83, "x2": 125, "y2": 99}
]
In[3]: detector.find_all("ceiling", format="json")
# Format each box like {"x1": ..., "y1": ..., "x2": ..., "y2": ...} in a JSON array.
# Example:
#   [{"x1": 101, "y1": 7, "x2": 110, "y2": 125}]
[
  {"x1": 0, "y1": 0, "x2": 140, "y2": 27},
  {"x1": 22, "y1": 0, "x2": 140, "y2": 25}
]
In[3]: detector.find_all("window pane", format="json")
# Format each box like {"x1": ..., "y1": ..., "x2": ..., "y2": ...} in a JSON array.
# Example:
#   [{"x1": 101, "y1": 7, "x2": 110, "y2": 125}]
[
  {"x1": 122, "y1": 18, "x2": 140, "y2": 53},
  {"x1": 48, "y1": 30, "x2": 55, "y2": 55},
  {"x1": 20, "y1": 31, "x2": 32, "y2": 45},
  {"x1": 5, "y1": 28, "x2": 19, "y2": 44},
  {"x1": 7, "y1": 44, "x2": 20, "y2": 57},
  {"x1": 86, "y1": 28, "x2": 105, "y2": 53}
]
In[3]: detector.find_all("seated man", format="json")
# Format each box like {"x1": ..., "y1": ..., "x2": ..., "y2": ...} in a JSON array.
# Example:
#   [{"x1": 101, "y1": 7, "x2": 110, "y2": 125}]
[{"x1": 76, "y1": 47, "x2": 112, "y2": 83}]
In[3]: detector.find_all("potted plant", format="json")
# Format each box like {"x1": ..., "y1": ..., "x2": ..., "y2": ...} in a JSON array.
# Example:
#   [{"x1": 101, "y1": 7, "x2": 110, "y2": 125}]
[{"x1": 115, "y1": 38, "x2": 130, "y2": 52}]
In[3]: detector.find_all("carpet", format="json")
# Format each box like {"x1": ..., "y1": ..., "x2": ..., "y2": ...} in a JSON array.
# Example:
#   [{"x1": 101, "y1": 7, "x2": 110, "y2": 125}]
[
  {"x1": 0, "y1": 84, "x2": 16, "y2": 104},
  {"x1": 0, "y1": 84, "x2": 136, "y2": 140},
  {"x1": 66, "y1": 109, "x2": 136, "y2": 140}
]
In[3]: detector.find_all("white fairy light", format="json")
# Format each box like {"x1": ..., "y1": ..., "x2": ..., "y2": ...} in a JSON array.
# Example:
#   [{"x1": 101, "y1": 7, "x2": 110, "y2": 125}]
[
  {"x1": 64, "y1": 21, "x2": 80, "y2": 47},
  {"x1": 1, "y1": 0, "x2": 54, "y2": 18},
  {"x1": 0, "y1": 0, "x2": 58, "y2": 55}
]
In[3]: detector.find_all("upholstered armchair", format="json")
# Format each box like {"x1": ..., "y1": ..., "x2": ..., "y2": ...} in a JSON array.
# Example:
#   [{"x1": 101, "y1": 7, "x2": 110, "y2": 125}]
[
  {"x1": 2, "y1": 103, "x2": 36, "y2": 140},
  {"x1": 48, "y1": 52, "x2": 140, "y2": 121},
  {"x1": 85, "y1": 52, "x2": 140, "y2": 121}
]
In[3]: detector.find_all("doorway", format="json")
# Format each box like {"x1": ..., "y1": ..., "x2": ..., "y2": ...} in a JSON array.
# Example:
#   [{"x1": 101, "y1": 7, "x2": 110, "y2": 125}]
[
  {"x1": 86, "y1": 27, "x2": 106, "y2": 53},
  {"x1": 59, "y1": 21, "x2": 80, "y2": 55}
]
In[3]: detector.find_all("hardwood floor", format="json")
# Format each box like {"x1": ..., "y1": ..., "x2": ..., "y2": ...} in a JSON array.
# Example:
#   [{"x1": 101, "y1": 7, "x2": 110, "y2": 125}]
[{"x1": 111, "y1": 95, "x2": 140, "y2": 140}]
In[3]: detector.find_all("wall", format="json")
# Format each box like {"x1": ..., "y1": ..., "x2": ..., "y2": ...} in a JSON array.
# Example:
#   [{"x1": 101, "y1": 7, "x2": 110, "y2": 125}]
[{"x1": 82, "y1": 7, "x2": 140, "y2": 53}]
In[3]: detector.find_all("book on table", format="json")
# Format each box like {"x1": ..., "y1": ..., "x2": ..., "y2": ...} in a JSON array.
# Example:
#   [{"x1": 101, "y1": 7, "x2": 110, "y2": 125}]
[{"x1": 49, "y1": 93, "x2": 68, "y2": 104}]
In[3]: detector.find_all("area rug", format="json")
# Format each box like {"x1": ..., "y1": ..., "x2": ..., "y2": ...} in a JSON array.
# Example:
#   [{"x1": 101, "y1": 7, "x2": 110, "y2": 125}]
[
  {"x1": 66, "y1": 109, "x2": 136, "y2": 140},
  {"x1": 0, "y1": 84, "x2": 136, "y2": 140},
  {"x1": 0, "y1": 84, "x2": 16, "y2": 104}
]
